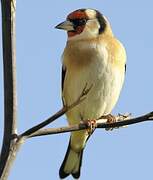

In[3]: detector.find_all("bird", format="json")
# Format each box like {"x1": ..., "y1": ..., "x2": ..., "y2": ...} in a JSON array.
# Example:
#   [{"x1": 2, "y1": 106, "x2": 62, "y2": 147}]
[{"x1": 55, "y1": 8, "x2": 126, "y2": 179}]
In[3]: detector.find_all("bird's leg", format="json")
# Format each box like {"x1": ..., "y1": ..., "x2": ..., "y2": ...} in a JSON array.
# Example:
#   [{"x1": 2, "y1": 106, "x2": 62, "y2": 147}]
[
  {"x1": 83, "y1": 119, "x2": 97, "y2": 135},
  {"x1": 100, "y1": 114, "x2": 116, "y2": 131}
]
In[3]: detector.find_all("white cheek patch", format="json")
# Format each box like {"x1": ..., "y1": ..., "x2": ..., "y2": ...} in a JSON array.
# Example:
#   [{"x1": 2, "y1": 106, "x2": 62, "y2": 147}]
[{"x1": 86, "y1": 19, "x2": 100, "y2": 33}]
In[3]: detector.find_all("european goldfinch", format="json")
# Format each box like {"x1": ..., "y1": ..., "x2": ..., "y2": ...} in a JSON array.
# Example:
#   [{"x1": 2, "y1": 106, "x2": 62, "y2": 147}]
[{"x1": 55, "y1": 8, "x2": 126, "y2": 179}]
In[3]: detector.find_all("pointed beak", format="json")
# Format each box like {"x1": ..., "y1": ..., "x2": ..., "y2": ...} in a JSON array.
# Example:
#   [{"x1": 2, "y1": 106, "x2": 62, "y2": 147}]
[{"x1": 55, "y1": 20, "x2": 74, "y2": 31}]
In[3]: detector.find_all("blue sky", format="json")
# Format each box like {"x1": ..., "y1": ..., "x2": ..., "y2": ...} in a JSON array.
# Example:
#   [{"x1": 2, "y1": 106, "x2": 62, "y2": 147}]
[{"x1": 0, "y1": 0, "x2": 153, "y2": 179}]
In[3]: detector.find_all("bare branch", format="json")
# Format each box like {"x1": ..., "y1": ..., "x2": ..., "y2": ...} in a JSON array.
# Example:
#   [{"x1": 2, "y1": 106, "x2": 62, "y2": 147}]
[
  {"x1": 0, "y1": 0, "x2": 17, "y2": 179},
  {"x1": 28, "y1": 112, "x2": 153, "y2": 138},
  {"x1": 20, "y1": 84, "x2": 90, "y2": 137},
  {"x1": 97, "y1": 111, "x2": 153, "y2": 128}
]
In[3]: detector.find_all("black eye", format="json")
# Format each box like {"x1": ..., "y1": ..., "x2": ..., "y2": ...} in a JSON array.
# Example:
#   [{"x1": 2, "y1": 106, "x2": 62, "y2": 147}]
[{"x1": 71, "y1": 19, "x2": 87, "y2": 27}]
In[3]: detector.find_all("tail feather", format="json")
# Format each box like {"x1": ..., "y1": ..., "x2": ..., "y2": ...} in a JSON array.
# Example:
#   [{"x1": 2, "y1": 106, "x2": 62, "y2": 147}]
[
  {"x1": 59, "y1": 140, "x2": 84, "y2": 179},
  {"x1": 72, "y1": 150, "x2": 83, "y2": 179}
]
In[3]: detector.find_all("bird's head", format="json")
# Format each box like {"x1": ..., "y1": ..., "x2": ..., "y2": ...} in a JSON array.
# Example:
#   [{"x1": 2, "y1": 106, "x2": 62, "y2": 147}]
[{"x1": 55, "y1": 8, "x2": 112, "y2": 40}]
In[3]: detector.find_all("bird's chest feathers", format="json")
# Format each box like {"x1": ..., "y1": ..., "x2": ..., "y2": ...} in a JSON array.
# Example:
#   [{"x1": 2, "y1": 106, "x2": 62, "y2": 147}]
[
  {"x1": 63, "y1": 41, "x2": 104, "y2": 69},
  {"x1": 62, "y1": 41, "x2": 110, "y2": 105}
]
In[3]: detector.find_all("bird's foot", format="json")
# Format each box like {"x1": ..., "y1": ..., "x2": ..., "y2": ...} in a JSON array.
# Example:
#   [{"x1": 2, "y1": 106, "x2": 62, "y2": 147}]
[
  {"x1": 100, "y1": 114, "x2": 116, "y2": 131},
  {"x1": 83, "y1": 119, "x2": 97, "y2": 135}
]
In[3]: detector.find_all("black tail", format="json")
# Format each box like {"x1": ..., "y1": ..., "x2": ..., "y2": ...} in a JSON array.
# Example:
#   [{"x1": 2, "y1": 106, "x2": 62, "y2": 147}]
[{"x1": 59, "y1": 140, "x2": 84, "y2": 179}]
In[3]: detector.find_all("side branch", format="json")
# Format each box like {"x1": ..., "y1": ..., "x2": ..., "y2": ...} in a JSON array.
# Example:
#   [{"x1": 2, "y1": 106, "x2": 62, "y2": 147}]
[
  {"x1": 20, "y1": 84, "x2": 91, "y2": 137},
  {"x1": 29, "y1": 111, "x2": 153, "y2": 138}
]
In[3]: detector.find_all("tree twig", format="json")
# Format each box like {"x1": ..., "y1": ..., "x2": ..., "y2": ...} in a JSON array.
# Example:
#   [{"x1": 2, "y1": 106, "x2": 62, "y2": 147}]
[
  {"x1": 28, "y1": 112, "x2": 153, "y2": 138},
  {"x1": 20, "y1": 83, "x2": 91, "y2": 137},
  {"x1": 0, "y1": 0, "x2": 17, "y2": 179}
]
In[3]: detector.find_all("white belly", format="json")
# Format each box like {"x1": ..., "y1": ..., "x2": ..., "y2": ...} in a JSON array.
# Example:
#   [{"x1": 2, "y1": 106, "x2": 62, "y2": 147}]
[{"x1": 63, "y1": 55, "x2": 124, "y2": 125}]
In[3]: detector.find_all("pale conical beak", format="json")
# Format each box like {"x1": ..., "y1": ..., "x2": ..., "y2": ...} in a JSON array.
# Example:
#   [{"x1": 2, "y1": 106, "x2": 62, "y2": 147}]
[{"x1": 55, "y1": 20, "x2": 74, "y2": 31}]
